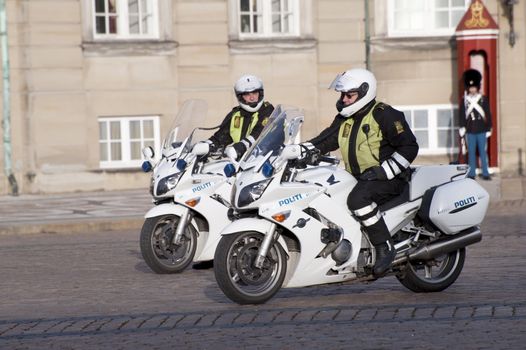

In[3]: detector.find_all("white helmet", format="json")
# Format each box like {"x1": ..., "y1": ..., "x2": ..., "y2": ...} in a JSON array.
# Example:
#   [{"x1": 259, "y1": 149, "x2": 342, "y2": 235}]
[
  {"x1": 329, "y1": 68, "x2": 377, "y2": 118},
  {"x1": 234, "y1": 74, "x2": 264, "y2": 112}
]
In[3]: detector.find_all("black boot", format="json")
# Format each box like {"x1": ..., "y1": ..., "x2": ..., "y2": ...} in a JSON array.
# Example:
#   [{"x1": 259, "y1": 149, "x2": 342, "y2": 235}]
[{"x1": 373, "y1": 240, "x2": 396, "y2": 276}]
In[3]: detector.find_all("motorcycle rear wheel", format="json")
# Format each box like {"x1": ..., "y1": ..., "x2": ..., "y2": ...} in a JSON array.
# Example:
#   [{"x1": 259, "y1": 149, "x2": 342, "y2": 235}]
[
  {"x1": 397, "y1": 248, "x2": 465, "y2": 292},
  {"x1": 140, "y1": 215, "x2": 197, "y2": 274},
  {"x1": 214, "y1": 231, "x2": 287, "y2": 305}
]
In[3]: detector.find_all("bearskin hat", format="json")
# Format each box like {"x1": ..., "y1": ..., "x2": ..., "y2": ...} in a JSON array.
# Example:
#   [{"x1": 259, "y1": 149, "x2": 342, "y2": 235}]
[{"x1": 463, "y1": 69, "x2": 482, "y2": 89}]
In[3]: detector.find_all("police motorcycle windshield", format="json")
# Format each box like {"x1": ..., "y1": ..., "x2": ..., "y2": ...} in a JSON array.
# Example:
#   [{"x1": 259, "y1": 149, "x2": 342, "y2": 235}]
[
  {"x1": 153, "y1": 99, "x2": 217, "y2": 199},
  {"x1": 162, "y1": 99, "x2": 209, "y2": 158},
  {"x1": 239, "y1": 105, "x2": 304, "y2": 171},
  {"x1": 233, "y1": 105, "x2": 304, "y2": 209}
]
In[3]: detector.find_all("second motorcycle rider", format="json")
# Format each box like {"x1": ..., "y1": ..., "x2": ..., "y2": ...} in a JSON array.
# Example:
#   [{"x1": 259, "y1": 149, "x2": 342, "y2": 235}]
[
  {"x1": 193, "y1": 74, "x2": 274, "y2": 269},
  {"x1": 207, "y1": 74, "x2": 274, "y2": 161},
  {"x1": 303, "y1": 68, "x2": 419, "y2": 276}
]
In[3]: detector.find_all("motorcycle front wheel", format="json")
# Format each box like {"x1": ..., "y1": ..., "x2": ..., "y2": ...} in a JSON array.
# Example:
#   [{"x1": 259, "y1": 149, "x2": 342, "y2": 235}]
[
  {"x1": 396, "y1": 248, "x2": 465, "y2": 292},
  {"x1": 214, "y1": 231, "x2": 287, "y2": 305},
  {"x1": 140, "y1": 214, "x2": 197, "y2": 274}
]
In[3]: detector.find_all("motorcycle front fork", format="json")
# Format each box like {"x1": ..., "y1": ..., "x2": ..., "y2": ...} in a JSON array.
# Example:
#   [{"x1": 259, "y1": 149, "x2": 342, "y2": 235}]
[
  {"x1": 254, "y1": 222, "x2": 277, "y2": 269},
  {"x1": 172, "y1": 207, "x2": 192, "y2": 245}
]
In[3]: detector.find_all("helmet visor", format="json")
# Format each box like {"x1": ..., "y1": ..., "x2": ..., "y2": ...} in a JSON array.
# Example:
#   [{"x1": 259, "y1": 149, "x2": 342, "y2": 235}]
[{"x1": 328, "y1": 73, "x2": 344, "y2": 90}]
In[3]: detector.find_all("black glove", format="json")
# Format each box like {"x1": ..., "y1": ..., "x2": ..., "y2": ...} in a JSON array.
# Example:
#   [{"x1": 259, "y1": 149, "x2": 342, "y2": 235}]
[
  {"x1": 231, "y1": 142, "x2": 247, "y2": 161},
  {"x1": 299, "y1": 143, "x2": 320, "y2": 164},
  {"x1": 359, "y1": 166, "x2": 387, "y2": 181},
  {"x1": 211, "y1": 143, "x2": 219, "y2": 153},
  {"x1": 307, "y1": 147, "x2": 321, "y2": 165}
]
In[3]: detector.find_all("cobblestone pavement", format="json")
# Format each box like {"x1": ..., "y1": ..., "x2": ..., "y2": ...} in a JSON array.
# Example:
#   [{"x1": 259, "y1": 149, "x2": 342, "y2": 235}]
[{"x1": 0, "y1": 201, "x2": 525, "y2": 349}]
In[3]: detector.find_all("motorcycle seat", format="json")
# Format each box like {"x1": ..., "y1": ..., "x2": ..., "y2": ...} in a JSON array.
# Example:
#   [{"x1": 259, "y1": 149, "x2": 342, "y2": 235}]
[{"x1": 378, "y1": 182, "x2": 410, "y2": 212}]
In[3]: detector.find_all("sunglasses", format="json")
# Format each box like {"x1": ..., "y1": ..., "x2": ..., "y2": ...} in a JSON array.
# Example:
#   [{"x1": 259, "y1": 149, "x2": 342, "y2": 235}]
[{"x1": 341, "y1": 91, "x2": 358, "y2": 99}]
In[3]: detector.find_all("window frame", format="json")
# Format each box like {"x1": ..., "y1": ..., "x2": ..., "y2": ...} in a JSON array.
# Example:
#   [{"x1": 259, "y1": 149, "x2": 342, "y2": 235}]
[
  {"x1": 387, "y1": 0, "x2": 470, "y2": 38},
  {"x1": 98, "y1": 115, "x2": 161, "y2": 169},
  {"x1": 92, "y1": 0, "x2": 160, "y2": 40},
  {"x1": 396, "y1": 104, "x2": 459, "y2": 156},
  {"x1": 237, "y1": 0, "x2": 300, "y2": 39}
]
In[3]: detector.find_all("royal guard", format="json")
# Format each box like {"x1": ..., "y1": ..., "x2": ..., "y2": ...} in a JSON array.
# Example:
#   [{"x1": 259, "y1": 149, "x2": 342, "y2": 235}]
[{"x1": 459, "y1": 69, "x2": 492, "y2": 180}]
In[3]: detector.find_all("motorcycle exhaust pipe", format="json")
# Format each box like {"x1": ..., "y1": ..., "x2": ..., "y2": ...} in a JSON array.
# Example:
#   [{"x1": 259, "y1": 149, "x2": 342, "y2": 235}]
[{"x1": 394, "y1": 227, "x2": 481, "y2": 265}]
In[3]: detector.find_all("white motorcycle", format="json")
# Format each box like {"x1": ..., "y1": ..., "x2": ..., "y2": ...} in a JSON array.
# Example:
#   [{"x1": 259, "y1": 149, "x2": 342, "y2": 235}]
[
  {"x1": 214, "y1": 105, "x2": 490, "y2": 304},
  {"x1": 140, "y1": 99, "x2": 232, "y2": 273}
]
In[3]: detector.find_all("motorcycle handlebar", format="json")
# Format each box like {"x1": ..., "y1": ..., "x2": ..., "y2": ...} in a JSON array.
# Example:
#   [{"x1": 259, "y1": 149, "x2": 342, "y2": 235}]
[
  {"x1": 318, "y1": 156, "x2": 339, "y2": 165},
  {"x1": 289, "y1": 151, "x2": 339, "y2": 169}
]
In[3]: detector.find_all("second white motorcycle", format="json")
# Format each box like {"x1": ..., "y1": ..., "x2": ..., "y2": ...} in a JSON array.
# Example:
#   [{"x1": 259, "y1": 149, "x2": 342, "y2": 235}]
[{"x1": 140, "y1": 99, "x2": 232, "y2": 273}]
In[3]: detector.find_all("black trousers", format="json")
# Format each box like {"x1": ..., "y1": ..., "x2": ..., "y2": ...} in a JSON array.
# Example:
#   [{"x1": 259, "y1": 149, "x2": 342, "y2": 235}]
[{"x1": 347, "y1": 178, "x2": 406, "y2": 245}]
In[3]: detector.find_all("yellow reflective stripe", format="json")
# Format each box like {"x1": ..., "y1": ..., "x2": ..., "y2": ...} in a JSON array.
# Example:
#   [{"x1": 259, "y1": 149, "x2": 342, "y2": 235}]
[
  {"x1": 247, "y1": 112, "x2": 259, "y2": 136},
  {"x1": 338, "y1": 102, "x2": 383, "y2": 174},
  {"x1": 338, "y1": 119, "x2": 353, "y2": 172},
  {"x1": 229, "y1": 111, "x2": 259, "y2": 143},
  {"x1": 230, "y1": 111, "x2": 242, "y2": 143},
  {"x1": 356, "y1": 109, "x2": 381, "y2": 172}
]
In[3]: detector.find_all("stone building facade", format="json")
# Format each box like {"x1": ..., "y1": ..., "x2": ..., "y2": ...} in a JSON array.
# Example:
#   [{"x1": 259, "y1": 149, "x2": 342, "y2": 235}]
[{"x1": 0, "y1": 0, "x2": 524, "y2": 195}]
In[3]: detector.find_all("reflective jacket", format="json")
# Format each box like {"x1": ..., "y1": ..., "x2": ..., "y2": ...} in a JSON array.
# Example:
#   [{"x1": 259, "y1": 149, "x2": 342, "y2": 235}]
[
  {"x1": 210, "y1": 102, "x2": 274, "y2": 150},
  {"x1": 309, "y1": 100, "x2": 419, "y2": 178}
]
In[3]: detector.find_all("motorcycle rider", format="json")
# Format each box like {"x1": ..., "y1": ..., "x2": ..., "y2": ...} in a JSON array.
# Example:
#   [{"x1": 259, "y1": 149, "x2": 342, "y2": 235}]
[
  {"x1": 207, "y1": 74, "x2": 274, "y2": 160},
  {"x1": 303, "y1": 68, "x2": 419, "y2": 276},
  {"x1": 193, "y1": 75, "x2": 273, "y2": 270}
]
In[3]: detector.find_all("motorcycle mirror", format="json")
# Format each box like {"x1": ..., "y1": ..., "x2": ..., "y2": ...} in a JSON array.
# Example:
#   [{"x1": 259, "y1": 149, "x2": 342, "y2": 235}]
[
  {"x1": 224, "y1": 163, "x2": 236, "y2": 178},
  {"x1": 141, "y1": 161, "x2": 153, "y2": 173},
  {"x1": 176, "y1": 159, "x2": 187, "y2": 171},
  {"x1": 262, "y1": 161, "x2": 274, "y2": 177},
  {"x1": 192, "y1": 142, "x2": 209, "y2": 156},
  {"x1": 142, "y1": 146, "x2": 155, "y2": 160}
]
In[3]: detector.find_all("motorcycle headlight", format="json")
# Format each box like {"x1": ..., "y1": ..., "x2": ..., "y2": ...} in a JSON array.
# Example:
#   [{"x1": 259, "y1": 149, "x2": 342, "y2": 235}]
[
  {"x1": 156, "y1": 172, "x2": 183, "y2": 197},
  {"x1": 237, "y1": 178, "x2": 272, "y2": 208}
]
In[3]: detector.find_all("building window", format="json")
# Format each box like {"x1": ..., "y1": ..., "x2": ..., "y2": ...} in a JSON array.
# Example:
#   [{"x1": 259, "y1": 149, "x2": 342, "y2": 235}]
[
  {"x1": 398, "y1": 105, "x2": 459, "y2": 155},
  {"x1": 238, "y1": 0, "x2": 299, "y2": 37},
  {"x1": 98, "y1": 116, "x2": 160, "y2": 169},
  {"x1": 388, "y1": 0, "x2": 469, "y2": 37},
  {"x1": 93, "y1": 0, "x2": 159, "y2": 39}
]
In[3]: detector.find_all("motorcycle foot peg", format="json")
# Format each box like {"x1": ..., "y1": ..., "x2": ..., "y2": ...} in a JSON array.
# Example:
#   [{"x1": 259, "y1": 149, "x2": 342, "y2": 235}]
[{"x1": 321, "y1": 228, "x2": 342, "y2": 244}]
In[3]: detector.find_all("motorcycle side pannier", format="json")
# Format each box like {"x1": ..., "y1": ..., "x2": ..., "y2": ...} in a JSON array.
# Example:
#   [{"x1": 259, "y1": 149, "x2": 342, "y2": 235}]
[{"x1": 418, "y1": 178, "x2": 490, "y2": 235}]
